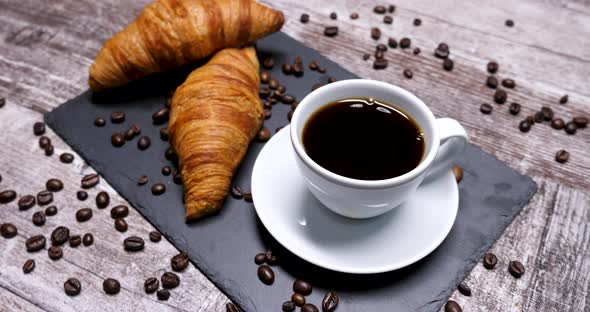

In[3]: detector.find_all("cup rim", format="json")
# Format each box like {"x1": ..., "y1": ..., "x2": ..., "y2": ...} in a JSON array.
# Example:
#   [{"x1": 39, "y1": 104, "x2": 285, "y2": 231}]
[{"x1": 290, "y1": 79, "x2": 440, "y2": 189}]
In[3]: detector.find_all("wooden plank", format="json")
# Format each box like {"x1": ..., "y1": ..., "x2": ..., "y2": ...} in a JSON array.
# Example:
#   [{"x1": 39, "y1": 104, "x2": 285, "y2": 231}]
[
  {"x1": 0, "y1": 103, "x2": 229, "y2": 312},
  {"x1": 0, "y1": 286, "x2": 46, "y2": 312}
]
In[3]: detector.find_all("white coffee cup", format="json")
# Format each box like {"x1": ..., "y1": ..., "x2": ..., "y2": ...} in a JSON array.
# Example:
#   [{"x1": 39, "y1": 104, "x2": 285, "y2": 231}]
[{"x1": 290, "y1": 79, "x2": 468, "y2": 219}]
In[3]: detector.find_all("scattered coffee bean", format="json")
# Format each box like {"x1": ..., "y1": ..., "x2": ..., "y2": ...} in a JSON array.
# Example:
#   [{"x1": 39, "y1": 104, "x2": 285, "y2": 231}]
[
  {"x1": 559, "y1": 95, "x2": 568, "y2": 104},
  {"x1": 502, "y1": 78, "x2": 516, "y2": 89},
  {"x1": 151, "y1": 183, "x2": 166, "y2": 195},
  {"x1": 373, "y1": 59, "x2": 388, "y2": 70},
  {"x1": 400, "y1": 37, "x2": 411, "y2": 48},
  {"x1": 445, "y1": 300, "x2": 462, "y2": 312},
  {"x1": 508, "y1": 260, "x2": 525, "y2": 278},
  {"x1": 322, "y1": 292, "x2": 339, "y2": 312},
  {"x1": 413, "y1": 47, "x2": 421, "y2": 55},
  {"x1": 457, "y1": 283, "x2": 471, "y2": 296},
  {"x1": 293, "y1": 279, "x2": 312, "y2": 295},
  {"x1": 244, "y1": 192, "x2": 253, "y2": 202},
  {"x1": 300, "y1": 14, "x2": 309, "y2": 24},
  {"x1": 388, "y1": 38, "x2": 398, "y2": 48},
  {"x1": 114, "y1": 218, "x2": 128, "y2": 232},
  {"x1": 443, "y1": 59, "x2": 454, "y2": 71},
  {"x1": 44, "y1": 145, "x2": 54, "y2": 156},
  {"x1": 124, "y1": 128, "x2": 136, "y2": 141},
  {"x1": 350, "y1": 12, "x2": 359, "y2": 19},
  {"x1": 262, "y1": 57, "x2": 274, "y2": 69},
  {"x1": 94, "y1": 117, "x2": 106, "y2": 127},
  {"x1": 0, "y1": 190, "x2": 17, "y2": 204},
  {"x1": 76, "y1": 208, "x2": 93, "y2": 222},
  {"x1": 1, "y1": 223, "x2": 18, "y2": 238},
  {"x1": 171, "y1": 252, "x2": 190, "y2": 272},
  {"x1": 483, "y1": 252, "x2": 498, "y2": 269},
  {"x1": 555, "y1": 150, "x2": 569, "y2": 163},
  {"x1": 138, "y1": 175, "x2": 148, "y2": 186},
  {"x1": 509, "y1": 102, "x2": 521, "y2": 115},
  {"x1": 291, "y1": 293, "x2": 305, "y2": 306},
  {"x1": 226, "y1": 302, "x2": 239, "y2": 312},
  {"x1": 565, "y1": 121, "x2": 577, "y2": 134},
  {"x1": 46, "y1": 178, "x2": 64, "y2": 192},
  {"x1": 45, "y1": 205, "x2": 58, "y2": 216},
  {"x1": 37, "y1": 190, "x2": 53, "y2": 205},
  {"x1": 59, "y1": 152, "x2": 74, "y2": 163},
  {"x1": 157, "y1": 289, "x2": 170, "y2": 301},
  {"x1": 161, "y1": 166, "x2": 172, "y2": 176},
  {"x1": 374, "y1": 50, "x2": 384, "y2": 60},
  {"x1": 279, "y1": 64, "x2": 292, "y2": 76},
  {"x1": 541, "y1": 106, "x2": 553, "y2": 121},
  {"x1": 103, "y1": 278, "x2": 120, "y2": 295},
  {"x1": 69, "y1": 235, "x2": 82, "y2": 247},
  {"x1": 77, "y1": 190, "x2": 88, "y2": 201},
  {"x1": 434, "y1": 43, "x2": 449, "y2": 59},
  {"x1": 33, "y1": 122, "x2": 46, "y2": 135},
  {"x1": 124, "y1": 236, "x2": 144, "y2": 251},
  {"x1": 486, "y1": 76, "x2": 498, "y2": 89},
  {"x1": 165, "y1": 147, "x2": 177, "y2": 161},
  {"x1": 403, "y1": 69, "x2": 413, "y2": 79},
  {"x1": 149, "y1": 231, "x2": 162, "y2": 242},
  {"x1": 413, "y1": 18, "x2": 422, "y2": 26},
  {"x1": 23, "y1": 259, "x2": 35, "y2": 273},
  {"x1": 259, "y1": 88, "x2": 270, "y2": 99},
  {"x1": 173, "y1": 172, "x2": 183, "y2": 185},
  {"x1": 282, "y1": 301, "x2": 296, "y2": 312},
  {"x1": 487, "y1": 61, "x2": 498, "y2": 74},
  {"x1": 231, "y1": 186, "x2": 244, "y2": 199},
  {"x1": 48, "y1": 245, "x2": 63, "y2": 260},
  {"x1": 282, "y1": 95, "x2": 295, "y2": 105},
  {"x1": 18, "y1": 195, "x2": 36, "y2": 210},
  {"x1": 94, "y1": 191, "x2": 109, "y2": 209},
  {"x1": 494, "y1": 89, "x2": 507, "y2": 104},
  {"x1": 26, "y1": 235, "x2": 46, "y2": 252},
  {"x1": 302, "y1": 304, "x2": 319, "y2": 312},
  {"x1": 324, "y1": 26, "x2": 338, "y2": 37},
  {"x1": 51, "y1": 226, "x2": 70, "y2": 245},
  {"x1": 292, "y1": 63, "x2": 304, "y2": 77},
  {"x1": 257, "y1": 265, "x2": 274, "y2": 285},
  {"x1": 534, "y1": 112, "x2": 544, "y2": 123},
  {"x1": 137, "y1": 136, "x2": 151, "y2": 150},
  {"x1": 505, "y1": 19, "x2": 514, "y2": 27},
  {"x1": 269, "y1": 79, "x2": 279, "y2": 90},
  {"x1": 254, "y1": 253, "x2": 266, "y2": 264},
  {"x1": 32, "y1": 211, "x2": 46, "y2": 226},
  {"x1": 519, "y1": 120, "x2": 532, "y2": 132},
  {"x1": 110, "y1": 112, "x2": 125, "y2": 123},
  {"x1": 162, "y1": 272, "x2": 180, "y2": 289},
  {"x1": 145, "y1": 277, "x2": 159, "y2": 293},
  {"x1": 329, "y1": 12, "x2": 337, "y2": 20},
  {"x1": 371, "y1": 27, "x2": 381, "y2": 40},
  {"x1": 152, "y1": 107, "x2": 170, "y2": 125},
  {"x1": 452, "y1": 166, "x2": 463, "y2": 182},
  {"x1": 82, "y1": 233, "x2": 94, "y2": 246},
  {"x1": 257, "y1": 127, "x2": 271, "y2": 142},
  {"x1": 111, "y1": 132, "x2": 125, "y2": 147},
  {"x1": 480, "y1": 103, "x2": 492, "y2": 114},
  {"x1": 39, "y1": 136, "x2": 51, "y2": 149},
  {"x1": 374, "y1": 5, "x2": 386, "y2": 14},
  {"x1": 573, "y1": 116, "x2": 588, "y2": 128},
  {"x1": 388, "y1": 4, "x2": 396, "y2": 13},
  {"x1": 549, "y1": 118, "x2": 564, "y2": 130},
  {"x1": 64, "y1": 278, "x2": 81, "y2": 296},
  {"x1": 383, "y1": 15, "x2": 393, "y2": 24}
]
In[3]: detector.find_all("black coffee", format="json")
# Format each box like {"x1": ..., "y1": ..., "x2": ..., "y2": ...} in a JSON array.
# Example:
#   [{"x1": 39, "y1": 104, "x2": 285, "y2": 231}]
[{"x1": 302, "y1": 98, "x2": 425, "y2": 180}]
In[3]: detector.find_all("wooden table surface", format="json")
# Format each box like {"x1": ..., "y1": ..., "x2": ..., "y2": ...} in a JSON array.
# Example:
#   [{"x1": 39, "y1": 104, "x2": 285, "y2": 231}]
[{"x1": 1, "y1": 0, "x2": 589, "y2": 311}]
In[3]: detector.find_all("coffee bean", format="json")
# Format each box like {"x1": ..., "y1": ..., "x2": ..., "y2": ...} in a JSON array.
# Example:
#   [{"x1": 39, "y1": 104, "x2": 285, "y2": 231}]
[
  {"x1": 541, "y1": 106, "x2": 553, "y2": 121},
  {"x1": 262, "y1": 57, "x2": 274, "y2": 69},
  {"x1": 64, "y1": 278, "x2": 81, "y2": 296},
  {"x1": 137, "y1": 136, "x2": 151, "y2": 150},
  {"x1": 82, "y1": 233, "x2": 94, "y2": 246},
  {"x1": 505, "y1": 19, "x2": 514, "y2": 27},
  {"x1": 509, "y1": 102, "x2": 521, "y2": 115},
  {"x1": 77, "y1": 190, "x2": 88, "y2": 201},
  {"x1": 259, "y1": 88, "x2": 271, "y2": 99},
  {"x1": 519, "y1": 120, "x2": 532, "y2": 132},
  {"x1": 257, "y1": 128, "x2": 271, "y2": 142},
  {"x1": 483, "y1": 252, "x2": 498, "y2": 269},
  {"x1": 103, "y1": 278, "x2": 120, "y2": 295},
  {"x1": 487, "y1": 61, "x2": 498, "y2": 74},
  {"x1": 151, "y1": 183, "x2": 166, "y2": 195},
  {"x1": 434, "y1": 42, "x2": 449, "y2": 59},
  {"x1": 18, "y1": 195, "x2": 36, "y2": 210},
  {"x1": 94, "y1": 117, "x2": 106, "y2": 127},
  {"x1": 350, "y1": 12, "x2": 359, "y2": 19},
  {"x1": 257, "y1": 265, "x2": 274, "y2": 285},
  {"x1": 443, "y1": 59, "x2": 454, "y2": 71},
  {"x1": 124, "y1": 128, "x2": 136, "y2": 141},
  {"x1": 559, "y1": 95, "x2": 568, "y2": 104},
  {"x1": 94, "y1": 191, "x2": 109, "y2": 209},
  {"x1": 282, "y1": 95, "x2": 295, "y2": 105},
  {"x1": 48, "y1": 245, "x2": 63, "y2": 260},
  {"x1": 124, "y1": 236, "x2": 144, "y2": 251},
  {"x1": 171, "y1": 252, "x2": 190, "y2": 271},
  {"x1": 291, "y1": 293, "x2": 305, "y2": 306},
  {"x1": 301, "y1": 304, "x2": 319, "y2": 312},
  {"x1": 138, "y1": 175, "x2": 148, "y2": 186},
  {"x1": 165, "y1": 147, "x2": 177, "y2": 161},
  {"x1": 300, "y1": 14, "x2": 309, "y2": 23},
  {"x1": 555, "y1": 150, "x2": 569, "y2": 163},
  {"x1": 226, "y1": 302, "x2": 240, "y2": 312},
  {"x1": 292, "y1": 63, "x2": 304, "y2": 77},
  {"x1": 534, "y1": 112, "x2": 544, "y2": 123},
  {"x1": 282, "y1": 301, "x2": 296, "y2": 312},
  {"x1": 322, "y1": 292, "x2": 339, "y2": 312},
  {"x1": 157, "y1": 289, "x2": 170, "y2": 300},
  {"x1": 444, "y1": 300, "x2": 462, "y2": 312},
  {"x1": 37, "y1": 190, "x2": 53, "y2": 205},
  {"x1": 403, "y1": 69, "x2": 413, "y2": 79},
  {"x1": 45, "y1": 205, "x2": 57, "y2": 216},
  {"x1": 244, "y1": 192, "x2": 253, "y2": 202},
  {"x1": 161, "y1": 272, "x2": 180, "y2": 289},
  {"x1": 33, "y1": 122, "x2": 45, "y2": 135},
  {"x1": 502, "y1": 78, "x2": 516, "y2": 89},
  {"x1": 44, "y1": 145, "x2": 54, "y2": 156},
  {"x1": 374, "y1": 50, "x2": 384, "y2": 59},
  {"x1": 45, "y1": 178, "x2": 64, "y2": 192},
  {"x1": 0, "y1": 190, "x2": 17, "y2": 204},
  {"x1": 383, "y1": 15, "x2": 393, "y2": 24},
  {"x1": 494, "y1": 89, "x2": 507, "y2": 104},
  {"x1": 69, "y1": 235, "x2": 82, "y2": 247},
  {"x1": 81, "y1": 174, "x2": 100, "y2": 190},
  {"x1": 152, "y1": 107, "x2": 170, "y2": 125},
  {"x1": 374, "y1": 5, "x2": 386, "y2": 14},
  {"x1": 329, "y1": 12, "x2": 337, "y2": 20},
  {"x1": 0, "y1": 223, "x2": 17, "y2": 238},
  {"x1": 26, "y1": 235, "x2": 46, "y2": 252},
  {"x1": 111, "y1": 112, "x2": 125, "y2": 123},
  {"x1": 293, "y1": 279, "x2": 312, "y2": 295},
  {"x1": 376, "y1": 44, "x2": 388, "y2": 52},
  {"x1": 173, "y1": 172, "x2": 183, "y2": 185},
  {"x1": 51, "y1": 226, "x2": 70, "y2": 245},
  {"x1": 260, "y1": 71, "x2": 270, "y2": 83},
  {"x1": 59, "y1": 153, "x2": 74, "y2": 163},
  {"x1": 400, "y1": 37, "x2": 411, "y2": 48},
  {"x1": 324, "y1": 26, "x2": 338, "y2": 37},
  {"x1": 114, "y1": 218, "x2": 128, "y2": 232},
  {"x1": 76, "y1": 208, "x2": 93, "y2": 222},
  {"x1": 23, "y1": 259, "x2": 35, "y2": 273},
  {"x1": 39, "y1": 136, "x2": 51, "y2": 149},
  {"x1": 373, "y1": 59, "x2": 388, "y2": 70},
  {"x1": 413, "y1": 47, "x2": 421, "y2": 55},
  {"x1": 508, "y1": 260, "x2": 525, "y2": 278},
  {"x1": 388, "y1": 38, "x2": 398, "y2": 48},
  {"x1": 32, "y1": 211, "x2": 46, "y2": 226},
  {"x1": 573, "y1": 116, "x2": 588, "y2": 128},
  {"x1": 457, "y1": 283, "x2": 471, "y2": 296},
  {"x1": 145, "y1": 277, "x2": 159, "y2": 293},
  {"x1": 371, "y1": 27, "x2": 381, "y2": 40},
  {"x1": 565, "y1": 121, "x2": 577, "y2": 134},
  {"x1": 254, "y1": 253, "x2": 266, "y2": 264},
  {"x1": 486, "y1": 76, "x2": 498, "y2": 89},
  {"x1": 148, "y1": 231, "x2": 162, "y2": 243},
  {"x1": 111, "y1": 132, "x2": 125, "y2": 147},
  {"x1": 478, "y1": 103, "x2": 492, "y2": 115},
  {"x1": 388, "y1": 4, "x2": 396, "y2": 13},
  {"x1": 452, "y1": 166, "x2": 463, "y2": 182}
]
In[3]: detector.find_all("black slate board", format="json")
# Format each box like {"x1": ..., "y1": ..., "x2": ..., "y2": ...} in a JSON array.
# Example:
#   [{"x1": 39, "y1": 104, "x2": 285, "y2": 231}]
[{"x1": 45, "y1": 32, "x2": 537, "y2": 311}]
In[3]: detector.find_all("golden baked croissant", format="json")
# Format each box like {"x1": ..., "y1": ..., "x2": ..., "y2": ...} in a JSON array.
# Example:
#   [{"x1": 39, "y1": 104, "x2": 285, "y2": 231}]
[
  {"x1": 89, "y1": 0, "x2": 284, "y2": 91},
  {"x1": 168, "y1": 47, "x2": 263, "y2": 221}
]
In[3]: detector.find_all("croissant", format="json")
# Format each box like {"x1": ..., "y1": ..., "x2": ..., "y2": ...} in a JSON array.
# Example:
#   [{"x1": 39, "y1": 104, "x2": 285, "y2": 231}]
[
  {"x1": 89, "y1": 0, "x2": 284, "y2": 91},
  {"x1": 168, "y1": 47, "x2": 263, "y2": 221}
]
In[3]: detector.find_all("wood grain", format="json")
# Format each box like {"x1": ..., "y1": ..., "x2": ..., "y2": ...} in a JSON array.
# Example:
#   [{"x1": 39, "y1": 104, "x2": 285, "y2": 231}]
[{"x1": 0, "y1": 0, "x2": 589, "y2": 311}]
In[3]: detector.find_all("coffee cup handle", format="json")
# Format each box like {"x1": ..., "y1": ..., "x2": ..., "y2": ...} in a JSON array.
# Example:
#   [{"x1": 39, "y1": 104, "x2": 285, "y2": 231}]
[{"x1": 424, "y1": 118, "x2": 468, "y2": 180}]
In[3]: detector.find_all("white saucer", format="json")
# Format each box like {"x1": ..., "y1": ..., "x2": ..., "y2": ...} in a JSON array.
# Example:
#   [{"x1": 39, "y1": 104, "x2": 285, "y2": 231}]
[{"x1": 251, "y1": 126, "x2": 458, "y2": 274}]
